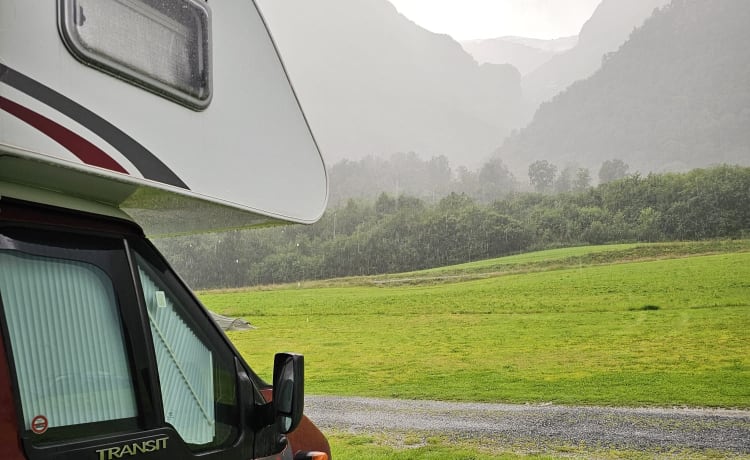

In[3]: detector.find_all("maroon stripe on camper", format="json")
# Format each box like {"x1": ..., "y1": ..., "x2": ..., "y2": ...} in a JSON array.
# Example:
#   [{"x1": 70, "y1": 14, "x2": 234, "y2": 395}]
[{"x1": 0, "y1": 95, "x2": 128, "y2": 174}]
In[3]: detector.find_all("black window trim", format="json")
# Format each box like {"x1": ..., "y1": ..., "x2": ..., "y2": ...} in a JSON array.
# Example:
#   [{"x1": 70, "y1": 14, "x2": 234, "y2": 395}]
[
  {"x1": 0, "y1": 200, "x2": 268, "y2": 458},
  {"x1": 0, "y1": 228, "x2": 155, "y2": 448},
  {"x1": 128, "y1": 239, "x2": 243, "y2": 453},
  {"x1": 57, "y1": 0, "x2": 213, "y2": 111},
  {"x1": 127, "y1": 235, "x2": 269, "y2": 391}
]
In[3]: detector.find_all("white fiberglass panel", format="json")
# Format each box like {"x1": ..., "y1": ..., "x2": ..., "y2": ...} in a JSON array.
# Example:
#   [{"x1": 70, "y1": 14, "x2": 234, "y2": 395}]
[{"x1": 0, "y1": 0, "x2": 327, "y2": 230}]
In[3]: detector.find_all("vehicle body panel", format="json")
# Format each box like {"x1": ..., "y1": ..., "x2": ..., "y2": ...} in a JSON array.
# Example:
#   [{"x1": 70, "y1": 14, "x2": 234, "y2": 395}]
[
  {"x1": 0, "y1": 328, "x2": 24, "y2": 460},
  {"x1": 0, "y1": 0, "x2": 328, "y2": 236},
  {"x1": 0, "y1": 0, "x2": 331, "y2": 458}
]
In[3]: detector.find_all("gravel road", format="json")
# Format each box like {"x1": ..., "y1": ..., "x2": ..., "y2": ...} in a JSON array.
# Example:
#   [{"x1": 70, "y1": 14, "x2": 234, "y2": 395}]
[{"x1": 306, "y1": 396, "x2": 750, "y2": 456}]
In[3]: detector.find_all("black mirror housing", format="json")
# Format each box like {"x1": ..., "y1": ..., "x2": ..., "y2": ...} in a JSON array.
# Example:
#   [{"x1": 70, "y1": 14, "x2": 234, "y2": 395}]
[{"x1": 272, "y1": 353, "x2": 304, "y2": 434}]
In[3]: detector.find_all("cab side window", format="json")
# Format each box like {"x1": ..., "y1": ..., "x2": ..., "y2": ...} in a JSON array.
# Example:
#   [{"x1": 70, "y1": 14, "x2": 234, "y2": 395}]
[
  {"x1": 134, "y1": 253, "x2": 238, "y2": 451},
  {"x1": 0, "y1": 250, "x2": 137, "y2": 435}
]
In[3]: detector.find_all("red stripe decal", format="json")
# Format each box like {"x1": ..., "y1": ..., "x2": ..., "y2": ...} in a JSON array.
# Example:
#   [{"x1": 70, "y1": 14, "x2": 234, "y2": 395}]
[{"x1": 0, "y1": 95, "x2": 128, "y2": 174}]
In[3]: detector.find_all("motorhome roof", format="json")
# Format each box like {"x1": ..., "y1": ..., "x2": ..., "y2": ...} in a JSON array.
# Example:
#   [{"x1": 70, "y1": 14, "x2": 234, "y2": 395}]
[{"x1": 0, "y1": 0, "x2": 328, "y2": 236}]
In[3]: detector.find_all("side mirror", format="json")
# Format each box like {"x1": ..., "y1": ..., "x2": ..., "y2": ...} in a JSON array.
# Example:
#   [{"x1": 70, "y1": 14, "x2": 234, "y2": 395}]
[{"x1": 272, "y1": 353, "x2": 304, "y2": 434}]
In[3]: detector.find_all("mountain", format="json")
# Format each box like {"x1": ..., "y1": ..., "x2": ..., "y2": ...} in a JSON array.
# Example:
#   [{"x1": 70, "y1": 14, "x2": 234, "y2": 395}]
[
  {"x1": 498, "y1": 0, "x2": 750, "y2": 175},
  {"x1": 460, "y1": 36, "x2": 577, "y2": 75},
  {"x1": 503, "y1": 36, "x2": 579, "y2": 54},
  {"x1": 521, "y1": 0, "x2": 671, "y2": 117},
  {"x1": 256, "y1": 0, "x2": 522, "y2": 168}
]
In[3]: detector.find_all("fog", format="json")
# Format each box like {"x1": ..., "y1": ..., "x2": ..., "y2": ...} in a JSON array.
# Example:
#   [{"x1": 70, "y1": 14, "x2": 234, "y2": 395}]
[
  {"x1": 252, "y1": 0, "x2": 749, "y2": 178},
  {"x1": 158, "y1": 0, "x2": 750, "y2": 288}
]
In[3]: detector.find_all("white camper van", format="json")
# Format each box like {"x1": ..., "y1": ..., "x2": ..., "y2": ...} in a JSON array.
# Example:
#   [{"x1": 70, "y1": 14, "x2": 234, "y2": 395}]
[{"x1": 0, "y1": 1, "x2": 330, "y2": 459}]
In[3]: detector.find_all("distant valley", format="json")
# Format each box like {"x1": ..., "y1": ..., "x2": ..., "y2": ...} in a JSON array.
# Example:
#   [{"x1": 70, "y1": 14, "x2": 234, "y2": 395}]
[
  {"x1": 460, "y1": 35, "x2": 577, "y2": 76},
  {"x1": 258, "y1": 0, "x2": 522, "y2": 169},
  {"x1": 257, "y1": 0, "x2": 750, "y2": 181}
]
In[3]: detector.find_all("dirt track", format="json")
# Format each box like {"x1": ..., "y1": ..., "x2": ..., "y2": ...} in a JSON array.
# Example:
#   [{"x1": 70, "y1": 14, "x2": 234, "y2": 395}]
[{"x1": 306, "y1": 396, "x2": 750, "y2": 456}]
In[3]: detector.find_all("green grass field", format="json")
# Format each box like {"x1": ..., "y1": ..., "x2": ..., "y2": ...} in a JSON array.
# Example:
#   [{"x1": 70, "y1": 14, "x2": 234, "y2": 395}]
[
  {"x1": 327, "y1": 432, "x2": 553, "y2": 459},
  {"x1": 199, "y1": 240, "x2": 750, "y2": 408},
  {"x1": 325, "y1": 432, "x2": 735, "y2": 460}
]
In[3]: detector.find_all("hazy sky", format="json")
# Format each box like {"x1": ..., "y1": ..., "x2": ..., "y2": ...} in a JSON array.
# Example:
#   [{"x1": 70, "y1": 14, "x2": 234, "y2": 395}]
[{"x1": 387, "y1": 0, "x2": 602, "y2": 40}]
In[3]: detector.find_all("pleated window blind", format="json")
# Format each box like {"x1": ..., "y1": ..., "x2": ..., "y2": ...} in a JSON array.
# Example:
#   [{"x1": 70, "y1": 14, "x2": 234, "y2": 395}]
[
  {"x1": 136, "y1": 261, "x2": 215, "y2": 445},
  {"x1": 0, "y1": 250, "x2": 137, "y2": 430}
]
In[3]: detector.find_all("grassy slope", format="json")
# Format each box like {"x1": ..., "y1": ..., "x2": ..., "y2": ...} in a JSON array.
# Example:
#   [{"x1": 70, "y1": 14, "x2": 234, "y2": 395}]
[
  {"x1": 326, "y1": 432, "x2": 735, "y2": 460},
  {"x1": 199, "y1": 241, "x2": 750, "y2": 408},
  {"x1": 328, "y1": 432, "x2": 553, "y2": 459}
]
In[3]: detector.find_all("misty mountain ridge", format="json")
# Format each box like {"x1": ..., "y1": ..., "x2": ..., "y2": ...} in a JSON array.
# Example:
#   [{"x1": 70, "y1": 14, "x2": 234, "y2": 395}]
[
  {"x1": 498, "y1": 0, "x2": 750, "y2": 175},
  {"x1": 502, "y1": 36, "x2": 579, "y2": 53},
  {"x1": 460, "y1": 35, "x2": 577, "y2": 75},
  {"x1": 521, "y1": 0, "x2": 671, "y2": 120},
  {"x1": 257, "y1": 0, "x2": 522, "y2": 169},
  {"x1": 257, "y1": 0, "x2": 748, "y2": 188}
]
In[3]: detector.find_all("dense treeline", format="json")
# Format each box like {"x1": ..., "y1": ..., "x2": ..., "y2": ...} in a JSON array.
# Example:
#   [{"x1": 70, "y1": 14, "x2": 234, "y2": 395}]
[
  {"x1": 328, "y1": 152, "x2": 518, "y2": 206},
  {"x1": 156, "y1": 166, "x2": 750, "y2": 289},
  {"x1": 328, "y1": 152, "x2": 624, "y2": 205}
]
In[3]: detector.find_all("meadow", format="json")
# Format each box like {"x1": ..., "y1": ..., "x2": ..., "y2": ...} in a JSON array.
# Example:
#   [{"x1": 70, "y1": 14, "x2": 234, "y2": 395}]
[{"x1": 199, "y1": 240, "x2": 750, "y2": 409}]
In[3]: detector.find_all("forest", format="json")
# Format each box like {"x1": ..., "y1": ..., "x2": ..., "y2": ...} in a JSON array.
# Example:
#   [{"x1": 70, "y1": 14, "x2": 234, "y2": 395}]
[
  {"x1": 155, "y1": 165, "x2": 750, "y2": 290},
  {"x1": 149, "y1": 0, "x2": 750, "y2": 291}
]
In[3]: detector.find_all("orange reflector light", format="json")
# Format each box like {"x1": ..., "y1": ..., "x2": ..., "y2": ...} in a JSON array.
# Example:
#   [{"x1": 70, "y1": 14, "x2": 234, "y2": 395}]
[{"x1": 296, "y1": 452, "x2": 328, "y2": 460}]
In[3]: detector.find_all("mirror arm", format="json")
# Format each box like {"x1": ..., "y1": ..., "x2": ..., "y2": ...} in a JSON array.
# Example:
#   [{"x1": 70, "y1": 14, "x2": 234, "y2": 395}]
[
  {"x1": 251, "y1": 401, "x2": 275, "y2": 430},
  {"x1": 235, "y1": 357, "x2": 277, "y2": 431}
]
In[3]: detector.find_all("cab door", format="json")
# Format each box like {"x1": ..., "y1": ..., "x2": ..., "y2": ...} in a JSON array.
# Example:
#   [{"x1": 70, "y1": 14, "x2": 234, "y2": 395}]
[
  {"x1": 126, "y1": 238, "x2": 286, "y2": 459},
  {"x1": 0, "y1": 202, "x2": 281, "y2": 460}
]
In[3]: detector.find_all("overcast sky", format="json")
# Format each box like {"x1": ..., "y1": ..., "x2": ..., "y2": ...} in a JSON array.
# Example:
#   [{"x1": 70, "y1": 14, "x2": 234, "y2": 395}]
[{"x1": 387, "y1": 0, "x2": 602, "y2": 40}]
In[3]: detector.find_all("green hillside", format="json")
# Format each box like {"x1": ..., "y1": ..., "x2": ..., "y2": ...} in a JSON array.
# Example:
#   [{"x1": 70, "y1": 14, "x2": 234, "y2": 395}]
[{"x1": 200, "y1": 242, "x2": 750, "y2": 408}]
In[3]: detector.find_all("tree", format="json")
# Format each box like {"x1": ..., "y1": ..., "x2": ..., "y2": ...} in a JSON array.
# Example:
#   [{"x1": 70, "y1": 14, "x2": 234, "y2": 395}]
[
  {"x1": 528, "y1": 160, "x2": 557, "y2": 193},
  {"x1": 426, "y1": 155, "x2": 452, "y2": 196},
  {"x1": 478, "y1": 156, "x2": 516, "y2": 200},
  {"x1": 375, "y1": 192, "x2": 397, "y2": 215},
  {"x1": 599, "y1": 159, "x2": 629, "y2": 184},
  {"x1": 574, "y1": 168, "x2": 592, "y2": 191},
  {"x1": 554, "y1": 165, "x2": 576, "y2": 193}
]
